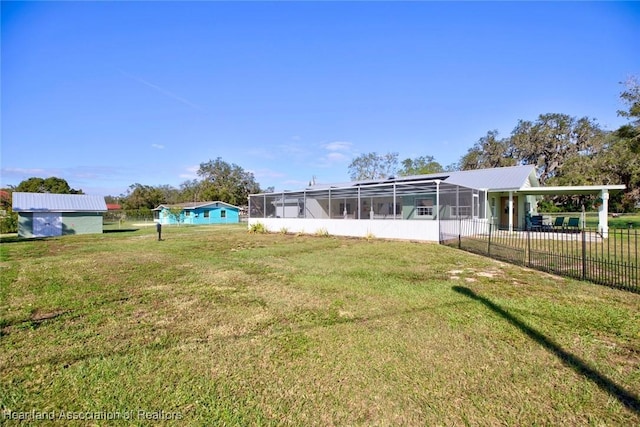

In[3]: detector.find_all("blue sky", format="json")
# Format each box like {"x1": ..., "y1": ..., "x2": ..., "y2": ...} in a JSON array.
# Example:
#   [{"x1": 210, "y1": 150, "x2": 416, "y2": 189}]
[{"x1": 2, "y1": 1, "x2": 639, "y2": 197}]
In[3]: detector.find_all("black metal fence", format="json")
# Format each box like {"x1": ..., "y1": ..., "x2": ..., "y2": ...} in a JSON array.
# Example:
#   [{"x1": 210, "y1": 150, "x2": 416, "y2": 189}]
[{"x1": 440, "y1": 219, "x2": 639, "y2": 293}]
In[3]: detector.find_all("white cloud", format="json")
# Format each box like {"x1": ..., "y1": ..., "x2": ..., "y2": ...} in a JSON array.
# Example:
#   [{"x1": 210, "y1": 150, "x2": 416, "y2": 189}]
[
  {"x1": 309, "y1": 140, "x2": 354, "y2": 168},
  {"x1": 151, "y1": 144, "x2": 165, "y2": 150},
  {"x1": 323, "y1": 141, "x2": 352, "y2": 152},
  {"x1": 326, "y1": 152, "x2": 348, "y2": 162},
  {"x1": 178, "y1": 165, "x2": 199, "y2": 179}
]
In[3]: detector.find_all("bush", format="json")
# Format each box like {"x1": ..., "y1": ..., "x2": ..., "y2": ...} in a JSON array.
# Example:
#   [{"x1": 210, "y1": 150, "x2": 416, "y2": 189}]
[
  {"x1": 315, "y1": 228, "x2": 329, "y2": 237},
  {"x1": 0, "y1": 209, "x2": 18, "y2": 234},
  {"x1": 249, "y1": 222, "x2": 267, "y2": 234}
]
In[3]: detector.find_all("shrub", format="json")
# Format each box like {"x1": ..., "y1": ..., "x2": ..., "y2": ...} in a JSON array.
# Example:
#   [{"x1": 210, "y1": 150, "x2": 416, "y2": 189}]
[
  {"x1": 0, "y1": 208, "x2": 18, "y2": 234},
  {"x1": 249, "y1": 222, "x2": 267, "y2": 234},
  {"x1": 315, "y1": 228, "x2": 329, "y2": 237}
]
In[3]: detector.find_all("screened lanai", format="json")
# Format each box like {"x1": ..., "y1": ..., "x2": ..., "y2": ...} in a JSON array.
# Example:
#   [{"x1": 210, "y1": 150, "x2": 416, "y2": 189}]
[{"x1": 249, "y1": 177, "x2": 487, "y2": 240}]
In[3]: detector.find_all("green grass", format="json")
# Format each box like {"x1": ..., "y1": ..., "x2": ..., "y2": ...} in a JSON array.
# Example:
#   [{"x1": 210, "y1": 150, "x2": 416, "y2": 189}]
[{"x1": 1, "y1": 224, "x2": 639, "y2": 425}]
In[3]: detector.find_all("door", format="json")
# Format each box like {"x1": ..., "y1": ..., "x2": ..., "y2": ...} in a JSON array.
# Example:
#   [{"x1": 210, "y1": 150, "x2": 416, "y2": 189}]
[
  {"x1": 32, "y1": 213, "x2": 63, "y2": 237},
  {"x1": 500, "y1": 197, "x2": 518, "y2": 229}
]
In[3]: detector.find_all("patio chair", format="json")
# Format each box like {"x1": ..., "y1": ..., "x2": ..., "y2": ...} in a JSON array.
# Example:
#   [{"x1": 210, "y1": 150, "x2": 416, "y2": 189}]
[
  {"x1": 528, "y1": 215, "x2": 544, "y2": 231},
  {"x1": 552, "y1": 216, "x2": 565, "y2": 229},
  {"x1": 566, "y1": 217, "x2": 580, "y2": 230}
]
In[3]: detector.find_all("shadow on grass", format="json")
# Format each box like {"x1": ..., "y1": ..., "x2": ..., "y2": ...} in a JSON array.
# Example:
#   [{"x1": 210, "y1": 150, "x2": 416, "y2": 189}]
[
  {"x1": 452, "y1": 285, "x2": 640, "y2": 414},
  {"x1": 0, "y1": 235, "x2": 46, "y2": 243},
  {"x1": 103, "y1": 228, "x2": 140, "y2": 233}
]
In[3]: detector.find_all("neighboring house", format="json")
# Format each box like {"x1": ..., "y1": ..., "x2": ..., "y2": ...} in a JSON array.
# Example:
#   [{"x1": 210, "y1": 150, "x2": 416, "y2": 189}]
[
  {"x1": 12, "y1": 192, "x2": 107, "y2": 238},
  {"x1": 153, "y1": 201, "x2": 240, "y2": 225},
  {"x1": 248, "y1": 165, "x2": 625, "y2": 241}
]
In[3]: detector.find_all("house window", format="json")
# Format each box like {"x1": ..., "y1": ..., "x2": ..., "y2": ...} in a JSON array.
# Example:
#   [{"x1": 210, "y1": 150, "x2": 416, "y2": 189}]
[
  {"x1": 204, "y1": 211, "x2": 210, "y2": 218},
  {"x1": 185, "y1": 211, "x2": 191, "y2": 217},
  {"x1": 416, "y1": 199, "x2": 434, "y2": 216},
  {"x1": 220, "y1": 210, "x2": 226, "y2": 218}
]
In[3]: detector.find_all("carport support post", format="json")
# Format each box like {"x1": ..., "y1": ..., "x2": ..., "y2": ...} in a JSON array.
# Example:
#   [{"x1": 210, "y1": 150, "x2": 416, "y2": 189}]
[{"x1": 599, "y1": 190, "x2": 609, "y2": 238}]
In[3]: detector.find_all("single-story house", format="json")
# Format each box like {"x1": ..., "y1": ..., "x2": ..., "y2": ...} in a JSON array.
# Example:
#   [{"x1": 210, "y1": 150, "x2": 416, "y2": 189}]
[
  {"x1": 248, "y1": 165, "x2": 625, "y2": 241},
  {"x1": 153, "y1": 201, "x2": 240, "y2": 225},
  {"x1": 12, "y1": 192, "x2": 108, "y2": 238}
]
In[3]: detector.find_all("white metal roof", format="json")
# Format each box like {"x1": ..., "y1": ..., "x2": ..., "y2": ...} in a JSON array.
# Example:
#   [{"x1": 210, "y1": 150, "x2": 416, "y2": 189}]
[
  {"x1": 443, "y1": 165, "x2": 538, "y2": 191},
  {"x1": 12, "y1": 192, "x2": 107, "y2": 212}
]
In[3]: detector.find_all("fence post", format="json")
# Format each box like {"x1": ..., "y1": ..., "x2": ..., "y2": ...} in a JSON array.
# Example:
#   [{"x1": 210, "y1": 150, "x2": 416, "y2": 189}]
[
  {"x1": 527, "y1": 227, "x2": 531, "y2": 267},
  {"x1": 582, "y1": 229, "x2": 587, "y2": 281},
  {"x1": 458, "y1": 216, "x2": 462, "y2": 249},
  {"x1": 488, "y1": 221, "x2": 492, "y2": 257}
]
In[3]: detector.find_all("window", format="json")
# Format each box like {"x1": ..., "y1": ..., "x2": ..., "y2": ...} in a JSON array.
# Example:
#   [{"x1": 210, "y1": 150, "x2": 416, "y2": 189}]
[
  {"x1": 220, "y1": 210, "x2": 226, "y2": 218},
  {"x1": 416, "y1": 199, "x2": 434, "y2": 216},
  {"x1": 204, "y1": 210, "x2": 210, "y2": 218}
]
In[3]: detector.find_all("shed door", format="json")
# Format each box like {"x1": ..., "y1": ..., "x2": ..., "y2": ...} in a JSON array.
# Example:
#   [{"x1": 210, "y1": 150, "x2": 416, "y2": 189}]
[{"x1": 33, "y1": 213, "x2": 63, "y2": 237}]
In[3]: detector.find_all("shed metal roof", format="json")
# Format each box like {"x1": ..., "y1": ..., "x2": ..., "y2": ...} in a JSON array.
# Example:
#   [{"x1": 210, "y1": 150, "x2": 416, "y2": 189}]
[{"x1": 12, "y1": 192, "x2": 107, "y2": 212}]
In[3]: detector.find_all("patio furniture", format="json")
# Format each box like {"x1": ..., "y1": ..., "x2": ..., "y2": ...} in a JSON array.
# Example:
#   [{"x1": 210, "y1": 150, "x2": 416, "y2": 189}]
[
  {"x1": 527, "y1": 215, "x2": 545, "y2": 231},
  {"x1": 552, "y1": 216, "x2": 565, "y2": 229},
  {"x1": 566, "y1": 217, "x2": 580, "y2": 229}
]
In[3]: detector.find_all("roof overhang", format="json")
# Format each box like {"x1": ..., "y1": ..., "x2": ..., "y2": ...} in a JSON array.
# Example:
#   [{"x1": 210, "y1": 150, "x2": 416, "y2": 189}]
[{"x1": 514, "y1": 185, "x2": 626, "y2": 196}]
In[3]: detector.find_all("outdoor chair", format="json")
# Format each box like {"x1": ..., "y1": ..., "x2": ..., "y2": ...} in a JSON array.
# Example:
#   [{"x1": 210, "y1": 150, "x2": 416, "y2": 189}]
[
  {"x1": 566, "y1": 217, "x2": 580, "y2": 230},
  {"x1": 552, "y1": 216, "x2": 565, "y2": 229},
  {"x1": 528, "y1": 215, "x2": 544, "y2": 231}
]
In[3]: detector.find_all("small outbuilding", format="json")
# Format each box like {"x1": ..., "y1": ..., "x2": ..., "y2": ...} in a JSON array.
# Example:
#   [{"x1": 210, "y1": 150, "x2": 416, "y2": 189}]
[
  {"x1": 12, "y1": 192, "x2": 107, "y2": 238},
  {"x1": 153, "y1": 201, "x2": 240, "y2": 225}
]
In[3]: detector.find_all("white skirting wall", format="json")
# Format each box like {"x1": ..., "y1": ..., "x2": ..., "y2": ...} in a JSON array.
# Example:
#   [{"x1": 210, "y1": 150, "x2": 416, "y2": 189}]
[{"x1": 248, "y1": 218, "x2": 442, "y2": 242}]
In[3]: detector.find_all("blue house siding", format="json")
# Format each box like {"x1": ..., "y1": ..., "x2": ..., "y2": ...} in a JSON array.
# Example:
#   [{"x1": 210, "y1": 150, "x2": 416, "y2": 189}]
[{"x1": 155, "y1": 202, "x2": 240, "y2": 225}]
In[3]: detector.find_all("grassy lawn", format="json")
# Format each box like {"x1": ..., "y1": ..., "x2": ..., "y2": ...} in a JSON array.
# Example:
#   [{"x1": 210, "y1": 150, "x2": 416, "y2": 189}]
[{"x1": 1, "y1": 224, "x2": 639, "y2": 425}]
